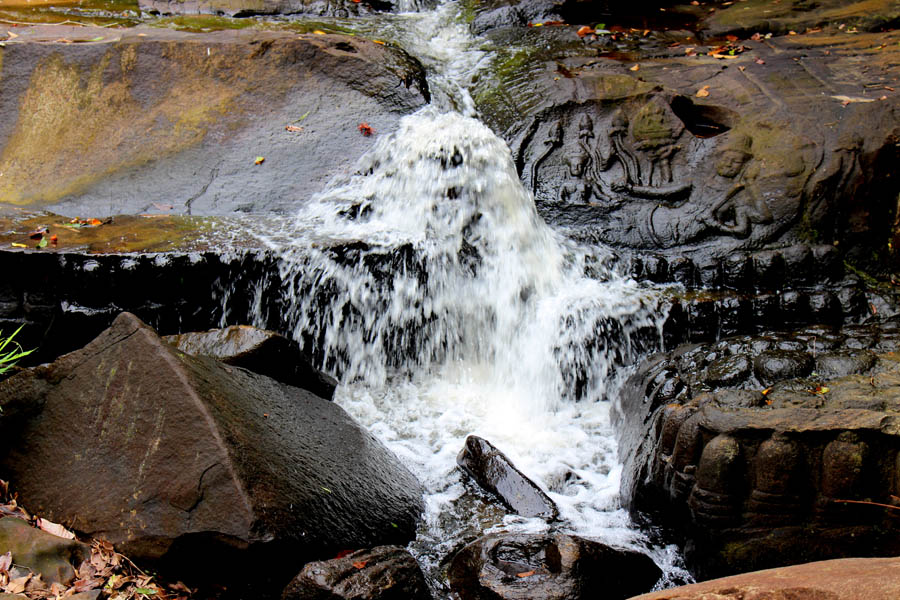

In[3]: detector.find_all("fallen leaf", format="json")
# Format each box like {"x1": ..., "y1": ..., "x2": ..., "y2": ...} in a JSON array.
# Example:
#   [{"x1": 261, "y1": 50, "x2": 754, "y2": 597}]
[
  {"x1": 50, "y1": 235, "x2": 58, "y2": 246},
  {"x1": 788, "y1": 30, "x2": 797, "y2": 35},
  {"x1": 517, "y1": 570, "x2": 536, "y2": 578},
  {"x1": 816, "y1": 386, "x2": 830, "y2": 394},
  {"x1": 832, "y1": 95, "x2": 875, "y2": 104},
  {"x1": 6, "y1": 31, "x2": 18, "y2": 39},
  {"x1": 29, "y1": 227, "x2": 48, "y2": 240},
  {"x1": 37, "y1": 518, "x2": 75, "y2": 539},
  {"x1": 0, "y1": 552, "x2": 10, "y2": 573},
  {"x1": 885, "y1": 86, "x2": 895, "y2": 92},
  {"x1": 750, "y1": 32, "x2": 762, "y2": 41},
  {"x1": 695, "y1": 85, "x2": 710, "y2": 97},
  {"x1": 88, "y1": 36, "x2": 105, "y2": 42},
  {"x1": 725, "y1": 35, "x2": 738, "y2": 42},
  {"x1": 254, "y1": 156, "x2": 265, "y2": 165},
  {"x1": 372, "y1": 40, "x2": 385, "y2": 45},
  {"x1": 313, "y1": 30, "x2": 327, "y2": 35},
  {"x1": 576, "y1": 25, "x2": 594, "y2": 37},
  {"x1": 761, "y1": 387, "x2": 772, "y2": 395},
  {"x1": 6, "y1": 575, "x2": 31, "y2": 594},
  {"x1": 352, "y1": 561, "x2": 368, "y2": 569},
  {"x1": 135, "y1": 587, "x2": 158, "y2": 595},
  {"x1": 755, "y1": 57, "x2": 765, "y2": 64},
  {"x1": 54, "y1": 38, "x2": 74, "y2": 43},
  {"x1": 738, "y1": 65, "x2": 746, "y2": 71},
  {"x1": 88, "y1": 218, "x2": 103, "y2": 226},
  {"x1": 629, "y1": 64, "x2": 640, "y2": 71},
  {"x1": 358, "y1": 122, "x2": 375, "y2": 136},
  {"x1": 879, "y1": 95, "x2": 888, "y2": 100},
  {"x1": 285, "y1": 125, "x2": 303, "y2": 132},
  {"x1": 690, "y1": 0, "x2": 699, "y2": 4}
]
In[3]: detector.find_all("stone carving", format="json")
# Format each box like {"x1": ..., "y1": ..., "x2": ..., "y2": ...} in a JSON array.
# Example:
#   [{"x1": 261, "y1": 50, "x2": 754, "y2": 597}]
[{"x1": 613, "y1": 321, "x2": 900, "y2": 578}]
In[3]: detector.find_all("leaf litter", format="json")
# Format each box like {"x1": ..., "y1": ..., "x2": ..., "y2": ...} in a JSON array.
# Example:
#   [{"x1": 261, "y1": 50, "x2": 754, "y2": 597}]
[{"x1": 0, "y1": 480, "x2": 197, "y2": 600}]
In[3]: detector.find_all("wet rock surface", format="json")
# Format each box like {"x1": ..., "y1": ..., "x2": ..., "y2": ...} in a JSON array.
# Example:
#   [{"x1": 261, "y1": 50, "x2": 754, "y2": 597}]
[
  {"x1": 0, "y1": 25, "x2": 428, "y2": 217},
  {"x1": 0, "y1": 313, "x2": 424, "y2": 590},
  {"x1": 163, "y1": 325, "x2": 337, "y2": 399},
  {"x1": 281, "y1": 545, "x2": 432, "y2": 600},
  {"x1": 139, "y1": 0, "x2": 399, "y2": 17},
  {"x1": 456, "y1": 435, "x2": 559, "y2": 520},
  {"x1": 613, "y1": 319, "x2": 900, "y2": 579},
  {"x1": 0, "y1": 518, "x2": 91, "y2": 586},
  {"x1": 447, "y1": 532, "x2": 662, "y2": 600},
  {"x1": 627, "y1": 556, "x2": 900, "y2": 600},
  {"x1": 470, "y1": 9, "x2": 900, "y2": 268}
]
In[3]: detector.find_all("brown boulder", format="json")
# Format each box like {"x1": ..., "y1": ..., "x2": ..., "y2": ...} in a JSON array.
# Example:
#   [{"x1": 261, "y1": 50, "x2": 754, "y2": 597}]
[
  {"x1": 0, "y1": 312, "x2": 423, "y2": 588},
  {"x1": 281, "y1": 546, "x2": 432, "y2": 600},
  {"x1": 0, "y1": 518, "x2": 91, "y2": 585},
  {"x1": 627, "y1": 557, "x2": 900, "y2": 600}
]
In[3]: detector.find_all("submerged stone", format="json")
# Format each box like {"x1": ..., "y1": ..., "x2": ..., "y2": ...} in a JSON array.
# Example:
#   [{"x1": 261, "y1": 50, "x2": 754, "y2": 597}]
[{"x1": 457, "y1": 435, "x2": 559, "y2": 520}]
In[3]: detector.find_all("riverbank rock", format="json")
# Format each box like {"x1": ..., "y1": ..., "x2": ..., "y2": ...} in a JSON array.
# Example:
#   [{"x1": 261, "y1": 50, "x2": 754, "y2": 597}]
[
  {"x1": 0, "y1": 312, "x2": 424, "y2": 590},
  {"x1": 0, "y1": 25, "x2": 428, "y2": 217},
  {"x1": 0, "y1": 517, "x2": 91, "y2": 585},
  {"x1": 627, "y1": 557, "x2": 900, "y2": 600},
  {"x1": 457, "y1": 435, "x2": 559, "y2": 520},
  {"x1": 613, "y1": 320, "x2": 900, "y2": 579},
  {"x1": 470, "y1": 16, "x2": 900, "y2": 271},
  {"x1": 448, "y1": 533, "x2": 662, "y2": 600},
  {"x1": 163, "y1": 325, "x2": 337, "y2": 399},
  {"x1": 139, "y1": 0, "x2": 399, "y2": 17},
  {"x1": 281, "y1": 546, "x2": 432, "y2": 600}
]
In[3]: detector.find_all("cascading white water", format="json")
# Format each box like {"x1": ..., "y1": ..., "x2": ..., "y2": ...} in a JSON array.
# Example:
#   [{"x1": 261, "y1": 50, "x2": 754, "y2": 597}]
[
  {"x1": 253, "y1": 107, "x2": 689, "y2": 588},
  {"x1": 248, "y1": 1, "x2": 692, "y2": 591}
]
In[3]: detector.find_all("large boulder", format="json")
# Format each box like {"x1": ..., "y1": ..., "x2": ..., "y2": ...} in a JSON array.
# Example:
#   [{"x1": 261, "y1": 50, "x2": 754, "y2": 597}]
[
  {"x1": 0, "y1": 25, "x2": 428, "y2": 217},
  {"x1": 0, "y1": 312, "x2": 424, "y2": 589},
  {"x1": 628, "y1": 557, "x2": 900, "y2": 600},
  {"x1": 613, "y1": 320, "x2": 900, "y2": 578},
  {"x1": 163, "y1": 325, "x2": 337, "y2": 399},
  {"x1": 448, "y1": 533, "x2": 662, "y2": 600},
  {"x1": 281, "y1": 546, "x2": 432, "y2": 600}
]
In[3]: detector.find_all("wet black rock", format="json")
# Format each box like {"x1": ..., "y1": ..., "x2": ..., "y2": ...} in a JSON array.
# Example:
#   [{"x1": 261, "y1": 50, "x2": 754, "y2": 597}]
[
  {"x1": 612, "y1": 320, "x2": 900, "y2": 579},
  {"x1": 281, "y1": 546, "x2": 431, "y2": 600},
  {"x1": 457, "y1": 435, "x2": 559, "y2": 520},
  {"x1": 447, "y1": 533, "x2": 662, "y2": 600}
]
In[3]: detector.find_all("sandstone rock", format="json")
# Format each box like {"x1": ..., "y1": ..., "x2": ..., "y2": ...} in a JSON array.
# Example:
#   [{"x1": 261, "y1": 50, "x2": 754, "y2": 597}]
[
  {"x1": 281, "y1": 546, "x2": 431, "y2": 600},
  {"x1": 613, "y1": 321, "x2": 900, "y2": 578},
  {"x1": 448, "y1": 533, "x2": 662, "y2": 600},
  {"x1": 163, "y1": 325, "x2": 337, "y2": 399},
  {"x1": 0, "y1": 26, "x2": 428, "y2": 217},
  {"x1": 0, "y1": 312, "x2": 423, "y2": 589},
  {"x1": 627, "y1": 557, "x2": 900, "y2": 600},
  {"x1": 469, "y1": 16, "x2": 900, "y2": 272},
  {"x1": 139, "y1": 0, "x2": 395, "y2": 17},
  {"x1": 457, "y1": 435, "x2": 558, "y2": 520},
  {"x1": 0, "y1": 518, "x2": 90, "y2": 585}
]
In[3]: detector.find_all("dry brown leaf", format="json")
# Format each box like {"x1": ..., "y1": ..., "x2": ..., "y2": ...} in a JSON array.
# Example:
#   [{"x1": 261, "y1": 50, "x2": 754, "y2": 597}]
[
  {"x1": 285, "y1": 125, "x2": 303, "y2": 132},
  {"x1": 695, "y1": 85, "x2": 710, "y2": 97},
  {"x1": 37, "y1": 518, "x2": 75, "y2": 540},
  {"x1": 6, "y1": 31, "x2": 18, "y2": 39},
  {"x1": 755, "y1": 57, "x2": 765, "y2": 64},
  {"x1": 0, "y1": 552, "x2": 10, "y2": 573},
  {"x1": 5, "y1": 574, "x2": 31, "y2": 594}
]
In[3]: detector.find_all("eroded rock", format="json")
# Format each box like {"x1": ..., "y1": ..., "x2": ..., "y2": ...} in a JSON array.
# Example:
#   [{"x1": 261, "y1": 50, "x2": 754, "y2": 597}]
[
  {"x1": 613, "y1": 320, "x2": 900, "y2": 578},
  {"x1": 0, "y1": 26, "x2": 428, "y2": 217},
  {"x1": 448, "y1": 533, "x2": 662, "y2": 600},
  {"x1": 281, "y1": 546, "x2": 431, "y2": 600},
  {"x1": 0, "y1": 313, "x2": 423, "y2": 590},
  {"x1": 457, "y1": 435, "x2": 558, "y2": 520}
]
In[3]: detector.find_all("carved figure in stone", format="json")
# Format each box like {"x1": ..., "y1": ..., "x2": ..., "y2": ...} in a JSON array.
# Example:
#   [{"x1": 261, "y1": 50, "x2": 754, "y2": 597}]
[
  {"x1": 609, "y1": 110, "x2": 640, "y2": 186},
  {"x1": 630, "y1": 99, "x2": 684, "y2": 187},
  {"x1": 558, "y1": 149, "x2": 593, "y2": 204},
  {"x1": 708, "y1": 134, "x2": 774, "y2": 238},
  {"x1": 531, "y1": 121, "x2": 563, "y2": 195}
]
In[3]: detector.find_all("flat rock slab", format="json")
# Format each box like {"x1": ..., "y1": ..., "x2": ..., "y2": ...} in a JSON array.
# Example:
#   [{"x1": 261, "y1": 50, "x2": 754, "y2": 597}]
[
  {"x1": 628, "y1": 557, "x2": 900, "y2": 600},
  {"x1": 139, "y1": 0, "x2": 395, "y2": 17},
  {"x1": 0, "y1": 312, "x2": 424, "y2": 587},
  {"x1": 0, "y1": 25, "x2": 428, "y2": 217},
  {"x1": 0, "y1": 517, "x2": 91, "y2": 585}
]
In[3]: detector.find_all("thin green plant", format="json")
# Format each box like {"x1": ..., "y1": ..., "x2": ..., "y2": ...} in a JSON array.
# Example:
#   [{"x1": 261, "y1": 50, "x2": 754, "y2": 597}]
[{"x1": 0, "y1": 324, "x2": 34, "y2": 376}]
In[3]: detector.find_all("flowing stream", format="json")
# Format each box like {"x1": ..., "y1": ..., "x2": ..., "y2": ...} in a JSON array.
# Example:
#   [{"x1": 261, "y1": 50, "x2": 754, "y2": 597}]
[{"x1": 250, "y1": 1, "x2": 691, "y2": 593}]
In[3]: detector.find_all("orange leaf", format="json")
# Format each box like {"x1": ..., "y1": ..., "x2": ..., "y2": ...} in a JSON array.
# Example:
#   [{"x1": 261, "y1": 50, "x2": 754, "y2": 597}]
[
  {"x1": 352, "y1": 561, "x2": 367, "y2": 569},
  {"x1": 695, "y1": 85, "x2": 710, "y2": 97},
  {"x1": 629, "y1": 64, "x2": 640, "y2": 71},
  {"x1": 89, "y1": 218, "x2": 102, "y2": 226},
  {"x1": 285, "y1": 125, "x2": 303, "y2": 132},
  {"x1": 517, "y1": 570, "x2": 536, "y2": 578},
  {"x1": 576, "y1": 25, "x2": 594, "y2": 38},
  {"x1": 358, "y1": 122, "x2": 375, "y2": 136}
]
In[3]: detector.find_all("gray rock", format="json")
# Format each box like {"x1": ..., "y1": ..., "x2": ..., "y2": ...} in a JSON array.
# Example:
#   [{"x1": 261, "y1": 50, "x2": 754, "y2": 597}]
[{"x1": 0, "y1": 518, "x2": 90, "y2": 585}]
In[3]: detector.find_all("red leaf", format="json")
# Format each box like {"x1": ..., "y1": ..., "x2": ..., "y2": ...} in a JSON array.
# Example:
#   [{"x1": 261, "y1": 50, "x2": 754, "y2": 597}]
[
  {"x1": 358, "y1": 123, "x2": 375, "y2": 136},
  {"x1": 352, "y1": 561, "x2": 368, "y2": 569},
  {"x1": 576, "y1": 25, "x2": 594, "y2": 38}
]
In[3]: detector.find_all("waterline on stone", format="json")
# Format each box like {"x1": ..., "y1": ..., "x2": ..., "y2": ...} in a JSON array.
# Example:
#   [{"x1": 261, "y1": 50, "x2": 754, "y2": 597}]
[{"x1": 251, "y1": 107, "x2": 685, "y2": 584}]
